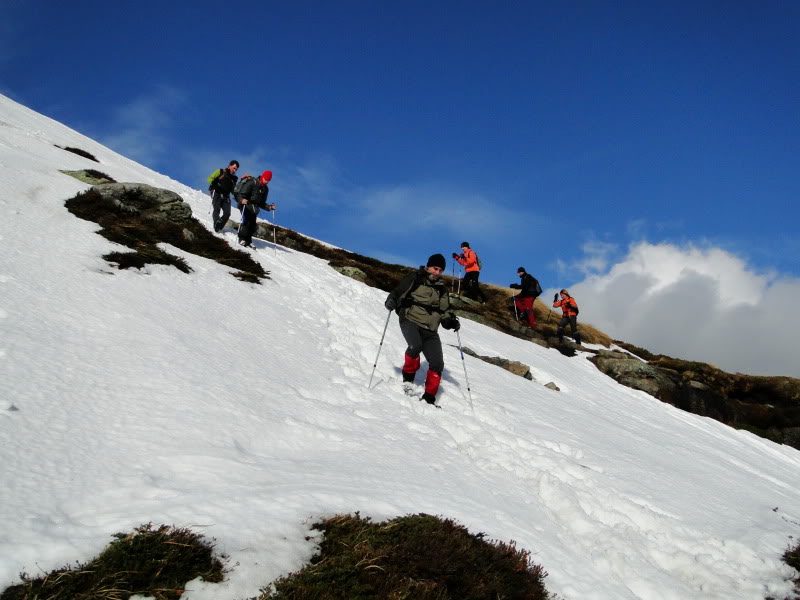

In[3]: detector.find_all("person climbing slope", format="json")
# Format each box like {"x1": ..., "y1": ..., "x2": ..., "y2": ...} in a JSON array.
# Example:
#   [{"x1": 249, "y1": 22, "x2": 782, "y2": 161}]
[
  {"x1": 510, "y1": 267, "x2": 542, "y2": 328},
  {"x1": 207, "y1": 160, "x2": 239, "y2": 232},
  {"x1": 384, "y1": 253, "x2": 461, "y2": 405},
  {"x1": 552, "y1": 289, "x2": 581, "y2": 345},
  {"x1": 453, "y1": 242, "x2": 486, "y2": 303},
  {"x1": 235, "y1": 170, "x2": 275, "y2": 248}
]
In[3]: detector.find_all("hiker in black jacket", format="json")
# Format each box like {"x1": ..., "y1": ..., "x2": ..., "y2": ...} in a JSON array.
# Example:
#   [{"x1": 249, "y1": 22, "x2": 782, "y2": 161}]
[
  {"x1": 384, "y1": 254, "x2": 460, "y2": 405},
  {"x1": 208, "y1": 160, "x2": 239, "y2": 232},
  {"x1": 509, "y1": 267, "x2": 542, "y2": 328},
  {"x1": 235, "y1": 170, "x2": 275, "y2": 247}
]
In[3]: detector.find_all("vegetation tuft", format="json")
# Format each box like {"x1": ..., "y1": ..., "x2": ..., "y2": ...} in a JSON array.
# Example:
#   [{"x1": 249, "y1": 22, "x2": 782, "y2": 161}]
[
  {"x1": 765, "y1": 538, "x2": 800, "y2": 600},
  {"x1": 255, "y1": 513, "x2": 553, "y2": 600},
  {"x1": 66, "y1": 187, "x2": 267, "y2": 283},
  {"x1": 782, "y1": 540, "x2": 800, "y2": 599},
  {"x1": 56, "y1": 145, "x2": 99, "y2": 162},
  {"x1": 62, "y1": 169, "x2": 117, "y2": 185},
  {"x1": 0, "y1": 523, "x2": 225, "y2": 600}
]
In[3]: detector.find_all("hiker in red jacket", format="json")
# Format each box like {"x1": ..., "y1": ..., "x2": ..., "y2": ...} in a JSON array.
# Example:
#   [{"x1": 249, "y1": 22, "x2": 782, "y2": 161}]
[
  {"x1": 553, "y1": 289, "x2": 581, "y2": 345},
  {"x1": 235, "y1": 170, "x2": 275, "y2": 248},
  {"x1": 453, "y1": 242, "x2": 486, "y2": 303}
]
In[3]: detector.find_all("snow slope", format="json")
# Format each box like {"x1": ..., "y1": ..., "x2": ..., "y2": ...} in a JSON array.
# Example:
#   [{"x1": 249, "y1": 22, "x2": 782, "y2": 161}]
[{"x1": 1, "y1": 94, "x2": 799, "y2": 600}]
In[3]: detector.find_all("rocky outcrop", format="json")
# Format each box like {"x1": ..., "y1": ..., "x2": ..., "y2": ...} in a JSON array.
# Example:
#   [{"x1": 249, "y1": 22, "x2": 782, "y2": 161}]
[
  {"x1": 589, "y1": 352, "x2": 800, "y2": 450},
  {"x1": 90, "y1": 183, "x2": 193, "y2": 222},
  {"x1": 65, "y1": 184, "x2": 267, "y2": 283}
]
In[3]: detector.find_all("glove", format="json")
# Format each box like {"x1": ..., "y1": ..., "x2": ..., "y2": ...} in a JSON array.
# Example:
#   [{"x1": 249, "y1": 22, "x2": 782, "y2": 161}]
[
  {"x1": 510, "y1": 283, "x2": 520, "y2": 289},
  {"x1": 554, "y1": 293, "x2": 559, "y2": 302},
  {"x1": 441, "y1": 316, "x2": 461, "y2": 331},
  {"x1": 452, "y1": 252, "x2": 459, "y2": 259},
  {"x1": 384, "y1": 297, "x2": 397, "y2": 311}
]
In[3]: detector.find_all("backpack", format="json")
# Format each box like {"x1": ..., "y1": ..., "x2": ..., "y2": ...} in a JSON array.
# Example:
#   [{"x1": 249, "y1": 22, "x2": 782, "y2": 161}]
[
  {"x1": 207, "y1": 168, "x2": 223, "y2": 191},
  {"x1": 233, "y1": 175, "x2": 253, "y2": 195},
  {"x1": 475, "y1": 253, "x2": 483, "y2": 270},
  {"x1": 533, "y1": 278, "x2": 542, "y2": 297}
]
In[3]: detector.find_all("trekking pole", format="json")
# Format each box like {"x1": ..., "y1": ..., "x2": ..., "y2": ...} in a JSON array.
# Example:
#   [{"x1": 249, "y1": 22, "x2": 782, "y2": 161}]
[
  {"x1": 511, "y1": 291, "x2": 518, "y2": 320},
  {"x1": 272, "y1": 206, "x2": 277, "y2": 256},
  {"x1": 455, "y1": 329, "x2": 474, "y2": 411},
  {"x1": 457, "y1": 270, "x2": 462, "y2": 296},
  {"x1": 451, "y1": 262, "x2": 455, "y2": 293},
  {"x1": 367, "y1": 310, "x2": 393, "y2": 388}
]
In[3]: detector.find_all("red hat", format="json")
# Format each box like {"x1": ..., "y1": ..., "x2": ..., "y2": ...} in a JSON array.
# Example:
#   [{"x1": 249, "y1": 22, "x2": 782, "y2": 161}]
[{"x1": 260, "y1": 170, "x2": 273, "y2": 184}]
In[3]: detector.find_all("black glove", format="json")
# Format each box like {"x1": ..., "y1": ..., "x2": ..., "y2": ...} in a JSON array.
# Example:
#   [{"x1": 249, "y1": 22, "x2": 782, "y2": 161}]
[
  {"x1": 441, "y1": 316, "x2": 461, "y2": 331},
  {"x1": 510, "y1": 283, "x2": 520, "y2": 289},
  {"x1": 385, "y1": 297, "x2": 397, "y2": 311},
  {"x1": 554, "y1": 293, "x2": 559, "y2": 302},
  {"x1": 451, "y1": 252, "x2": 459, "y2": 259}
]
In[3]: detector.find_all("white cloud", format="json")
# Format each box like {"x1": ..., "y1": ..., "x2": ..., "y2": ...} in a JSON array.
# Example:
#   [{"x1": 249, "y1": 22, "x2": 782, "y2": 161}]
[
  {"x1": 101, "y1": 86, "x2": 187, "y2": 165},
  {"x1": 356, "y1": 183, "x2": 546, "y2": 241},
  {"x1": 566, "y1": 241, "x2": 800, "y2": 377}
]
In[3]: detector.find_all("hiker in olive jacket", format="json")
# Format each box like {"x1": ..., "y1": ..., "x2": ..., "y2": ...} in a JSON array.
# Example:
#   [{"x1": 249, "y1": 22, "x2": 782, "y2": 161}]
[
  {"x1": 208, "y1": 160, "x2": 239, "y2": 232},
  {"x1": 384, "y1": 253, "x2": 460, "y2": 405},
  {"x1": 236, "y1": 170, "x2": 275, "y2": 247}
]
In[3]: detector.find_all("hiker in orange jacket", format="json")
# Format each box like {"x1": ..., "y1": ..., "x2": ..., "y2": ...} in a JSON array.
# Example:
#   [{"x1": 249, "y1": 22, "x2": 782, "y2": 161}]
[
  {"x1": 553, "y1": 289, "x2": 581, "y2": 345},
  {"x1": 452, "y1": 242, "x2": 486, "y2": 303}
]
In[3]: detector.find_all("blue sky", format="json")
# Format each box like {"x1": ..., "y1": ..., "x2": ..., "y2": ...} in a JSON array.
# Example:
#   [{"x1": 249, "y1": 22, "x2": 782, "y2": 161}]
[{"x1": 3, "y1": 1, "x2": 800, "y2": 372}]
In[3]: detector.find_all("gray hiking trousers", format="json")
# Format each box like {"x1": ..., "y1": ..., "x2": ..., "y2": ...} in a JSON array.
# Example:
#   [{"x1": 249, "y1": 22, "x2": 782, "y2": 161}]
[
  {"x1": 211, "y1": 191, "x2": 231, "y2": 231},
  {"x1": 399, "y1": 319, "x2": 444, "y2": 373}
]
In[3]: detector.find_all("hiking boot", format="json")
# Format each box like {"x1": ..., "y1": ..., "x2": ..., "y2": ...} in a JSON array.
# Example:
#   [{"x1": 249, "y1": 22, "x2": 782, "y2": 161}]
[
  {"x1": 402, "y1": 371, "x2": 415, "y2": 383},
  {"x1": 421, "y1": 392, "x2": 436, "y2": 405}
]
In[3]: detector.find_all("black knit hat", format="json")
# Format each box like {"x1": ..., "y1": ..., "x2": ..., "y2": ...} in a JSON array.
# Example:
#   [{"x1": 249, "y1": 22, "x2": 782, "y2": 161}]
[
  {"x1": 461, "y1": 241, "x2": 470, "y2": 248},
  {"x1": 427, "y1": 253, "x2": 446, "y2": 270},
  {"x1": 517, "y1": 266, "x2": 526, "y2": 273}
]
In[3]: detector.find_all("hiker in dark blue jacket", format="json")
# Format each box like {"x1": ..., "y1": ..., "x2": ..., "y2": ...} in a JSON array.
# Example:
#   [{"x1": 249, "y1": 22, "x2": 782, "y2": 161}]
[{"x1": 510, "y1": 267, "x2": 542, "y2": 328}]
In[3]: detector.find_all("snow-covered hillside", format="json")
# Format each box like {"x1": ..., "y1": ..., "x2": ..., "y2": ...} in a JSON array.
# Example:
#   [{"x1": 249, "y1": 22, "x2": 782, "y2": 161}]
[{"x1": 1, "y1": 94, "x2": 799, "y2": 600}]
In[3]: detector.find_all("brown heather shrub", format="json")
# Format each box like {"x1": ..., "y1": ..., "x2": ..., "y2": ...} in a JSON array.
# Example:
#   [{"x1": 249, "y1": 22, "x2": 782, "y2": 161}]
[
  {"x1": 56, "y1": 145, "x2": 99, "y2": 162},
  {"x1": 256, "y1": 513, "x2": 553, "y2": 600},
  {"x1": 0, "y1": 523, "x2": 225, "y2": 600}
]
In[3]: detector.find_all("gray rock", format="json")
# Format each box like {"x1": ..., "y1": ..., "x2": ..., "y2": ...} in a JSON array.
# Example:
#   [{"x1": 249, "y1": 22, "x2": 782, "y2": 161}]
[
  {"x1": 448, "y1": 294, "x2": 482, "y2": 310},
  {"x1": 182, "y1": 228, "x2": 195, "y2": 242},
  {"x1": 91, "y1": 183, "x2": 192, "y2": 222},
  {"x1": 596, "y1": 349, "x2": 632, "y2": 360},
  {"x1": 461, "y1": 347, "x2": 533, "y2": 380},
  {"x1": 332, "y1": 265, "x2": 367, "y2": 282},
  {"x1": 591, "y1": 357, "x2": 678, "y2": 399},
  {"x1": 544, "y1": 382, "x2": 560, "y2": 391}
]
